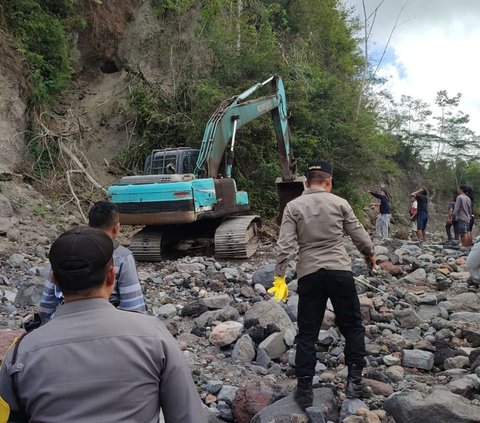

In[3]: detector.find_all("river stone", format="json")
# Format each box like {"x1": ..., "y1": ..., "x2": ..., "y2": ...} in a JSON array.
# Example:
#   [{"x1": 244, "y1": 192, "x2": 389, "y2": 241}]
[
  {"x1": 244, "y1": 300, "x2": 295, "y2": 333},
  {"x1": 448, "y1": 292, "x2": 480, "y2": 312},
  {"x1": 394, "y1": 308, "x2": 422, "y2": 328},
  {"x1": 252, "y1": 262, "x2": 275, "y2": 288},
  {"x1": 14, "y1": 278, "x2": 44, "y2": 307},
  {"x1": 402, "y1": 349, "x2": 434, "y2": 370},
  {"x1": 232, "y1": 334, "x2": 256, "y2": 363},
  {"x1": 259, "y1": 332, "x2": 286, "y2": 359},
  {"x1": 417, "y1": 305, "x2": 442, "y2": 321},
  {"x1": 250, "y1": 388, "x2": 337, "y2": 423},
  {"x1": 384, "y1": 389, "x2": 480, "y2": 423},
  {"x1": 202, "y1": 294, "x2": 231, "y2": 309},
  {"x1": 450, "y1": 312, "x2": 480, "y2": 323},
  {"x1": 232, "y1": 380, "x2": 288, "y2": 423},
  {"x1": 401, "y1": 268, "x2": 427, "y2": 285},
  {"x1": 209, "y1": 321, "x2": 243, "y2": 347},
  {"x1": 176, "y1": 262, "x2": 206, "y2": 273}
]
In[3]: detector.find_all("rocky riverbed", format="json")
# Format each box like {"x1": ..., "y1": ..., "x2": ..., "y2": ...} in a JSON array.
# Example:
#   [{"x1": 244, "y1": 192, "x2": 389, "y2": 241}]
[{"x1": 1, "y1": 199, "x2": 480, "y2": 422}]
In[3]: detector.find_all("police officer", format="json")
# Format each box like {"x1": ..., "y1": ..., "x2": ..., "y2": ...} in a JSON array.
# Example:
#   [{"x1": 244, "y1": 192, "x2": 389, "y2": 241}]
[
  {"x1": 269, "y1": 160, "x2": 375, "y2": 409},
  {"x1": 0, "y1": 227, "x2": 205, "y2": 422}
]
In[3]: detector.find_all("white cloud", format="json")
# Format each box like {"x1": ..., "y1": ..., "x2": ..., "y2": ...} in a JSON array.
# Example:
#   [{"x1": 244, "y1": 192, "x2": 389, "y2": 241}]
[{"x1": 345, "y1": 0, "x2": 480, "y2": 132}]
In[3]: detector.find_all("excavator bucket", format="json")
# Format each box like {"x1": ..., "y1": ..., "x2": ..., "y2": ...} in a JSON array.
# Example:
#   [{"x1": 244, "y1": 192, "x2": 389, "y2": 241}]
[{"x1": 275, "y1": 176, "x2": 306, "y2": 225}]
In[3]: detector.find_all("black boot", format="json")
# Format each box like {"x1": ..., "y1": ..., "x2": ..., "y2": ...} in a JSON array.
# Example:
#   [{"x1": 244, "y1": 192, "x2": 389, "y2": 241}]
[
  {"x1": 346, "y1": 364, "x2": 372, "y2": 399},
  {"x1": 294, "y1": 376, "x2": 313, "y2": 410}
]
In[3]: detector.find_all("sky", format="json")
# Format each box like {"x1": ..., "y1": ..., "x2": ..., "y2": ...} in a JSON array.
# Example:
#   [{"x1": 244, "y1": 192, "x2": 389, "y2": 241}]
[{"x1": 344, "y1": 0, "x2": 480, "y2": 134}]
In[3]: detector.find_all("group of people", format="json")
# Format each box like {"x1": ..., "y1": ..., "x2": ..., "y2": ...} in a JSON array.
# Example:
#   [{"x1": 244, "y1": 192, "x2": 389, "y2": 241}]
[
  {"x1": 12, "y1": 168, "x2": 475, "y2": 417},
  {"x1": 0, "y1": 201, "x2": 206, "y2": 422}
]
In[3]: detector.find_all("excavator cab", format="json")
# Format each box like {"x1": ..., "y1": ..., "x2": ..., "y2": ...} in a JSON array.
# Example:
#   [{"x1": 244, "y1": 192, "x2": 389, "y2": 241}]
[{"x1": 144, "y1": 148, "x2": 200, "y2": 175}]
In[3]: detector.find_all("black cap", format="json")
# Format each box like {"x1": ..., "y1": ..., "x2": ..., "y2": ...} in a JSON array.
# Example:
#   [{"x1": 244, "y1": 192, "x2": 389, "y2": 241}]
[
  {"x1": 49, "y1": 226, "x2": 114, "y2": 281},
  {"x1": 306, "y1": 160, "x2": 333, "y2": 175}
]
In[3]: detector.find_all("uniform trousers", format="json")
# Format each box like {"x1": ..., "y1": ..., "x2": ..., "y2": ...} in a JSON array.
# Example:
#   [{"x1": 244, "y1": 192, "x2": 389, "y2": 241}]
[{"x1": 295, "y1": 269, "x2": 366, "y2": 378}]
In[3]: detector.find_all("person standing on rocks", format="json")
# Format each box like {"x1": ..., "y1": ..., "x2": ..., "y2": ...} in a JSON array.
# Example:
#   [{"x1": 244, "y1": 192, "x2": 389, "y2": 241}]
[
  {"x1": 271, "y1": 160, "x2": 375, "y2": 410},
  {"x1": 0, "y1": 227, "x2": 205, "y2": 423},
  {"x1": 454, "y1": 185, "x2": 473, "y2": 247},
  {"x1": 38, "y1": 201, "x2": 146, "y2": 322},
  {"x1": 411, "y1": 188, "x2": 428, "y2": 241},
  {"x1": 409, "y1": 195, "x2": 418, "y2": 240},
  {"x1": 369, "y1": 188, "x2": 391, "y2": 238},
  {"x1": 445, "y1": 194, "x2": 459, "y2": 244}
]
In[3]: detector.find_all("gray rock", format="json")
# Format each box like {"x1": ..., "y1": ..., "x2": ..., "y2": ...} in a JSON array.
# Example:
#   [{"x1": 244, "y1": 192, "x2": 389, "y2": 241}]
[
  {"x1": 401, "y1": 268, "x2": 427, "y2": 285},
  {"x1": 14, "y1": 278, "x2": 44, "y2": 307},
  {"x1": 463, "y1": 328, "x2": 480, "y2": 347},
  {"x1": 9, "y1": 254, "x2": 25, "y2": 268},
  {"x1": 196, "y1": 306, "x2": 240, "y2": 328},
  {"x1": 443, "y1": 356, "x2": 470, "y2": 370},
  {"x1": 383, "y1": 354, "x2": 401, "y2": 366},
  {"x1": 217, "y1": 385, "x2": 239, "y2": 405},
  {"x1": 448, "y1": 293, "x2": 480, "y2": 312},
  {"x1": 252, "y1": 263, "x2": 275, "y2": 288},
  {"x1": 447, "y1": 375, "x2": 480, "y2": 397},
  {"x1": 417, "y1": 305, "x2": 442, "y2": 321},
  {"x1": 221, "y1": 267, "x2": 241, "y2": 280},
  {"x1": 384, "y1": 389, "x2": 480, "y2": 422},
  {"x1": 154, "y1": 303, "x2": 177, "y2": 319},
  {"x1": 402, "y1": 349, "x2": 434, "y2": 370},
  {"x1": 202, "y1": 294, "x2": 231, "y2": 309},
  {"x1": 206, "y1": 380, "x2": 224, "y2": 394},
  {"x1": 450, "y1": 312, "x2": 480, "y2": 323},
  {"x1": 244, "y1": 300, "x2": 295, "y2": 334},
  {"x1": 394, "y1": 308, "x2": 422, "y2": 328},
  {"x1": 232, "y1": 334, "x2": 256, "y2": 363},
  {"x1": 250, "y1": 388, "x2": 337, "y2": 423},
  {"x1": 259, "y1": 332, "x2": 286, "y2": 359},
  {"x1": 255, "y1": 347, "x2": 272, "y2": 369},
  {"x1": 209, "y1": 321, "x2": 243, "y2": 347},
  {"x1": 6, "y1": 228, "x2": 20, "y2": 242},
  {"x1": 217, "y1": 400, "x2": 233, "y2": 421},
  {"x1": 339, "y1": 398, "x2": 369, "y2": 421},
  {"x1": 176, "y1": 262, "x2": 206, "y2": 273}
]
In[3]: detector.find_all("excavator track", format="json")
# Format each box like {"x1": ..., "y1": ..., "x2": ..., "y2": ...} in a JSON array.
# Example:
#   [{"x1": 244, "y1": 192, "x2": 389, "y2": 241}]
[
  {"x1": 214, "y1": 215, "x2": 261, "y2": 259},
  {"x1": 129, "y1": 228, "x2": 164, "y2": 262}
]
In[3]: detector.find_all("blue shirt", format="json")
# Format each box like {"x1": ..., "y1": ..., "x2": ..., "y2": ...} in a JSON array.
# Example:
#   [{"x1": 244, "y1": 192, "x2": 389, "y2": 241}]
[{"x1": 38, "y1": 243, "x2": 146, "y2": 322}]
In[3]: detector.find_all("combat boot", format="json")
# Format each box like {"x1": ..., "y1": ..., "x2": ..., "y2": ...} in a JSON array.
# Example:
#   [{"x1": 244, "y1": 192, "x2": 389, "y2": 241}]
[
  {"x1": 294, "y1": 376, "x2": 313, "y2": 410},
  {"x1": 345, "y1": 364, "x2": 372, "y2": 399}
]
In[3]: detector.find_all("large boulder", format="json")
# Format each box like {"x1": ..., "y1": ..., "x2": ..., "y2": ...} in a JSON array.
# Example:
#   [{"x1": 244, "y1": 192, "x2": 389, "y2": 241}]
[
  {"x1": 244, "y1": 300, "x2": 295, "y2": 334},
  {"x1": 14, "y1": 278, "x2": 45, "y2": 307},
  {"x1": 232, "y1": 380, "x2": 287, "y2": 423},
  {"x1": 384, "y1": 389, "x2": 480, "y2": 423},
  {"x1": 250, "y1": 388, "x2": 337, "y2": 423}
]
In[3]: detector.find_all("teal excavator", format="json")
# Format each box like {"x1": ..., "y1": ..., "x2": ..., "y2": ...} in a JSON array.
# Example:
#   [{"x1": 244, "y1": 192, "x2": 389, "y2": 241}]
[{"x1": 107, "y1": 76, "x2": 305, "y2": 260}]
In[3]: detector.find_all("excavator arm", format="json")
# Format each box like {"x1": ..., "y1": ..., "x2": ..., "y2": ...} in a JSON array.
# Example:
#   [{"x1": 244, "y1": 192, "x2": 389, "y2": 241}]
[{"x1": 194, "y1": 76, "x2": 298, "y2": 181}]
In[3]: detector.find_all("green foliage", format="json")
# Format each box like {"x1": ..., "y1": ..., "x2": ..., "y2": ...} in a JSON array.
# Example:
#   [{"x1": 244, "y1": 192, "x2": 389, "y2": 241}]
[
  {"x1": 151, "y1": 0, "x2": 196, "y2": 17},
  {"x1": 1, "y1": 0, "x2": 78, "y2": 104},
  {"x1": 32, "y1": 203, "x2": 48, "y2": 216},
  {"x1": 121, "y1": 0, "x2": 406, "y2": 217}
]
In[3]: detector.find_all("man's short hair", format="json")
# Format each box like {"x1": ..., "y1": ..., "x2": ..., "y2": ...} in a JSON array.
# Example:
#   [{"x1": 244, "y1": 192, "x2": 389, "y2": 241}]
[
  {"x1": 49, "y1": 227, "x2": 114, "y2": 295},
  {"x1": 459, "y1": 185, "x2": 468, "y2": 193},
  {"x1": 306, "y1": 170, "x2": 332, "y2": 185},
  {"x1": 88, "y1": 201, "x2": 119, "y2": 230}
]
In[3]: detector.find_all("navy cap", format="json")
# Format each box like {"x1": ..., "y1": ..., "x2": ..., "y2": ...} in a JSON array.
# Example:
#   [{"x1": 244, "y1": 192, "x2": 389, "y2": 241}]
[
  {"x1": 49, "y1": 226, "x2": 113, "y2": 280},
  {"x1": 306, "y1": 160, "x2": 333, "y2": 175}
]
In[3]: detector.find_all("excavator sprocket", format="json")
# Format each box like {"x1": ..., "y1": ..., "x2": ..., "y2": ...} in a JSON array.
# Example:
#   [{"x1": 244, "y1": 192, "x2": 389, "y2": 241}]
[{"x1": 214, "y1": 215, "x2": 261, "y2": 259}]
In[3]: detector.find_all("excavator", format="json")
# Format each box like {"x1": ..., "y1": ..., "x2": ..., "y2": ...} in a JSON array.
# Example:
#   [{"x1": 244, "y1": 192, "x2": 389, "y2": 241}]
[{"x1": 107, "y1": 75, "x2": 305, "y2": 261}]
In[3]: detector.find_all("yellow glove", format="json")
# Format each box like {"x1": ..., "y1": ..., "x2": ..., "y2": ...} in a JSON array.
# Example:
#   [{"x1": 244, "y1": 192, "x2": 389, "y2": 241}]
[{"x1": 267, "y1": 276, "x2": 289, "y2": 302}]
